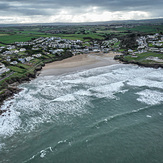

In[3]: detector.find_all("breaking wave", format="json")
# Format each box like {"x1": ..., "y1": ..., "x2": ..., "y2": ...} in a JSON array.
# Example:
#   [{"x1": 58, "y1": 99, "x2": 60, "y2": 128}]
[{"x1": 0, "y1": 64, "x2": 163, "y2": 153}]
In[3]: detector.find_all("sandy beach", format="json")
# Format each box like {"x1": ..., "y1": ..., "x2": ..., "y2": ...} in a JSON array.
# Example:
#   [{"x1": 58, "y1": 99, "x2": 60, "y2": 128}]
[{"x1": 40, "y1": 52, "x2": 121, "y2": 76}]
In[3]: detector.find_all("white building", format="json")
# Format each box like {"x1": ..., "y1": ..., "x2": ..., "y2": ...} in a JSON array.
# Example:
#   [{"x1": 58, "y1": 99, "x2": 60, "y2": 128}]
[
  {"x1": 20, "y1": 48, "x2": 26, "y2": 52},
  {"x1": 0, "y1": 63, "x2": 10, "y2": 74}
]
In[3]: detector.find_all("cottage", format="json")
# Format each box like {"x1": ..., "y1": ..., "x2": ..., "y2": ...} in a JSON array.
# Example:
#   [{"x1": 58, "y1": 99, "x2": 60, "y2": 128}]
[
  {"x1": 10, "y1": 61, "x2": 18, "y2": 65},
  {"x1": 20, "y1": 48, "x2": 26, "y2": 52},
  {"x1": 18, "y1": 58, "x2": 25, "y2": 63},
  {"x1": 32, "y1": 54, "x2": 42, "y2": 58},
  {"x1": 0, "y1": 63, "x2": 10, "y2": 74},
  {"x1": 25, "y1": 57, "x2": 34, "y2": 62},
  {"x1": 32, "y1": 48, "x2": 39, "y2": 51},
  {"x1": 149, "y1": 48, "x2": 160, "y2": 52},
  {"x1": 7, "y1": 45, "x2": 16, "y2": 50},
  {"x1": 49, "y1": 49, "x2": 64, "y2": 55},
  {"x1": 155, "y1": 43, "x2": 162, "y2": 47},
  {"x1": 138, "y1": 45, "x2": 146, "y2": 49},
  {"x1": 128, "y1": 49, "x2": 133, "y2": 53},
  {"x1": 93, "y1": 49, "x2": 100, "y2": 53}
]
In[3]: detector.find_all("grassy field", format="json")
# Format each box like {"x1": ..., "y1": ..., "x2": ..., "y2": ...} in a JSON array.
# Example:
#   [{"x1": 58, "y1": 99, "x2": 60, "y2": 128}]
[
  {"x1": 0, "y1": 24, "x2": 162, "y2": 44},
  {"x1": 0, "y1": 32, "x2": 104, "y2": 44},
  {"x1": 117, "y1": 25, "x2": 163, "y2": 33},
  {"x1": 0, "y1": 34, "x2": 38, "y2": 44},
  {"x1": 96, "y1": 30, "x2": 124, "y2": 34},
  {"x1": 19, "y1": 31, "x2": 45, "y2": 35},
  {"x1": 0, "y1": 34, "x2": 10, "y2": 36},
  {"x1": 8, "y1": 66, "x2": 26, "y2": 73},
  {"x1": 0, "y1": 43, "x2": 5, "y2": 46},
  {"x1": 52, "y1": 33, "x2": 104, "y2": 40},
  {"x1": 123, "y1": 52, "x2": 163, "y2": 62},
  {"x1": 130, "y1": 25, "x2": 163, "y2": 33}
]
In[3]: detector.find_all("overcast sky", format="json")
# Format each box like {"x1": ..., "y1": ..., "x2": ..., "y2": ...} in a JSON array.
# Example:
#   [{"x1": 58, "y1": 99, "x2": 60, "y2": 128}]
[{"x1": 0, "y1": 0, "x2": 162, "y2": 24}]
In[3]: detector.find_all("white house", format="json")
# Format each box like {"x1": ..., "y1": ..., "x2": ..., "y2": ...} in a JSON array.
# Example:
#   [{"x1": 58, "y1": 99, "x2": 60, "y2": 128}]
[
  {"x1": 128, "y1": 49, "x2": 133, "y2": 53},
  {"x1": 0, "y1": 63, "x2": 10, "y2": 74},
  {"x1": 25, "y1": 57, "x2": 34, "y2": 62},
  {"x1": 20, "y1": 48, "x2": 26, "y2": 52},
  {"x1": 18, "y1": 58, "x2": 25, "y2": 63},
  {"x1": 32, "y1": 54, "x2": 42, "y2": 58},
  {"x1": 10, "y1": 61, "x2": 18, "y2": 65}
]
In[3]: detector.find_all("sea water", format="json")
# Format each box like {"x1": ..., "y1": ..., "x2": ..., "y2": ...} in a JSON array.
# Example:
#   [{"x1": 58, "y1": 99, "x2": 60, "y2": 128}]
[{"x1": 0, "y1": 64, "x2": 163, "y2": 163}]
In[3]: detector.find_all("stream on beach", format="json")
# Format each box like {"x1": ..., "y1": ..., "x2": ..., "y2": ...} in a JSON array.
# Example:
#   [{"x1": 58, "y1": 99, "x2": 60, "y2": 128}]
[{"x1": 0, "y1": 64, "x2": 163, "y2": 163}]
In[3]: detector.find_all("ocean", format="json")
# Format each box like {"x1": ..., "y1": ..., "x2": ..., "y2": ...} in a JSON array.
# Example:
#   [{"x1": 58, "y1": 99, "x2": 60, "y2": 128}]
[{"x1": 0, "y1": 64, "x2": 163, "y2": 163}]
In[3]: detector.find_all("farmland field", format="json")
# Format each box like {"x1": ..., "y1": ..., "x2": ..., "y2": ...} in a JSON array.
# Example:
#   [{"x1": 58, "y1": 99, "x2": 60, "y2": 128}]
[{"x1": 0, "y1": 24, "x2": 163, "y2": 44}]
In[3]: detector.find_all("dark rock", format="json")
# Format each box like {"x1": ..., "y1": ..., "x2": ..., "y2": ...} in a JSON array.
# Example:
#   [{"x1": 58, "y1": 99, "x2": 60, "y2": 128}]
[
  {"x1": 0, "y1": 109, "x2": 7, "y2": 115},
  {"x1": 35, "y1": 65, "x2": 42, "y2": 71}
]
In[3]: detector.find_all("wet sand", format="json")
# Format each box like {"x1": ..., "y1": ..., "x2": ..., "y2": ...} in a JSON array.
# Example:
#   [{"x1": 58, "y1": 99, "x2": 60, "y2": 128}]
[{"x1": 40, "y1": 52, "x2": 121, "y2": 76}]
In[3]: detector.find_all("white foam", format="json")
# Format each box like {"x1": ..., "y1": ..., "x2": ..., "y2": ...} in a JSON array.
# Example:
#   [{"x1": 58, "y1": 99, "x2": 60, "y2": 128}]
[
  {"x1": 0, "y1": 109, "x2": 21, "y2": 137},
  {"x1": 1, "y1": 64, "x2": 163, "y2": 143},
  {"x1": 58, "y1": 139, "x2": 67, "y2": 144},
  {"x1": 64, "y1": 75, "x2": 109, "y2": 86},
  {"x1": 40, "y1": 150, "x2": 46, "y2": 158},
  {"x1": 146, "y1": 115, "x2": 152, "y2": 118},
  {"x1": 158, "y1": 112, "x2": 162, "y2": 116},
  {"x1": 74, "y1": 90, "x2": 92, "y2": 96},
  {"x1": 23, "y1": 146, "x2": 53, "y2": 162},
  {"x1": 89, "y1": 81, "x2": 124, "y2": 99},
  {"x1": 53, "y1": 94, "x2": 76, "y2": 102},
  {"x1": 125, "y1": 67, "x2": 163, "y2": 89},
  {"x1": 127, "y1": 78, "x2": 163, "y2": 89},
  {"x1": 136, "y1": 89, "x2": 163, "y2": 105}
]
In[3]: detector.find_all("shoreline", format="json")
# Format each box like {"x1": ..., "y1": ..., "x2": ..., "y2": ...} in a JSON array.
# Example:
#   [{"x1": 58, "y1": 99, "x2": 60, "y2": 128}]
[
  {"x1": 40, "y1": 52, "x2": 121, "y2": 76},
  {"x1": 0, "y1": 52, "x2": 121, "y2": 113}
]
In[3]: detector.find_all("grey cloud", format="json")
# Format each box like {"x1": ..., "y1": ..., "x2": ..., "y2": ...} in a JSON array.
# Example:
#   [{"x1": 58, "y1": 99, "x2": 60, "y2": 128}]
[
  {"x1": 0, "y1": 2, "x2": 51, "y2": 16},
  {"x1": 2, "y1": 0, "x2": 163, "y2": 9},
  {"x1": 0, "y1": 3, "x2": 11, "y2": 10},
  {"x1": 0, "y1": 0, "x2": 162, "y2": 19}
]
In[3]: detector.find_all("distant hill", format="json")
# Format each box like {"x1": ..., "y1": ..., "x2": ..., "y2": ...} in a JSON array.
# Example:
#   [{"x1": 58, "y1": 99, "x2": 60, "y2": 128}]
[{"x1": 0, "y1": 18, "x2": 163, "y2": 27}]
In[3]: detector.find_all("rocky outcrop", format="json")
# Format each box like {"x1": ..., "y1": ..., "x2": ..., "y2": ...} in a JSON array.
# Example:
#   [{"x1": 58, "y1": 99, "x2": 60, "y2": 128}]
[
  {"x1": 0, "y1": 87, "x2": 22, "y2": 113},
  {"x1": 114, "y1": 55, "x2": 163, "y2": 69}
]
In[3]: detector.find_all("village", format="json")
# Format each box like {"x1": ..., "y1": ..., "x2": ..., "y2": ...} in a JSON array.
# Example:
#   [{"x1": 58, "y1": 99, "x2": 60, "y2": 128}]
[
  {"x1": 128, "y1": 33, "x2": 163, "y2": 54},
  {"x1": 0, "y1": 32, "x2": 163, "y2": 77}
]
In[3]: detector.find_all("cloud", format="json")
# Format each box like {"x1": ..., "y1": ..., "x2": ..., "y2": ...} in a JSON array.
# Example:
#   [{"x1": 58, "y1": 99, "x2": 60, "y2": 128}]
[{"x1": 0, "y1": 0, "x2": 162, "y2": 23}]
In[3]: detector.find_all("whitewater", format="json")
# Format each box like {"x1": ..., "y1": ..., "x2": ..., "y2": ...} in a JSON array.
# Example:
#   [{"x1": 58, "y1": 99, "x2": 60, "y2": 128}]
[{"x1": 0, "y1": 64, "x2": 163, "y2": 163}]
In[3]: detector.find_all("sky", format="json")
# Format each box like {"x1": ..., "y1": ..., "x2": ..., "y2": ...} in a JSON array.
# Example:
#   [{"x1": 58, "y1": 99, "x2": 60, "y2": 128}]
[{"x1": 0, "y1": 0, "x2": 162, "y2": 24}]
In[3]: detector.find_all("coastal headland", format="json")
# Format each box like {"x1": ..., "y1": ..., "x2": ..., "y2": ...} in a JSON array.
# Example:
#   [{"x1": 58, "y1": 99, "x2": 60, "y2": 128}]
[{"x1": 114, "y1": 54, "x2": 163, "y2": 68}]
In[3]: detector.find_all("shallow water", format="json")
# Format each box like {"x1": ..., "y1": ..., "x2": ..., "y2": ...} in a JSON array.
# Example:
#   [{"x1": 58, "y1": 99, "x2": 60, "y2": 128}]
[{"x1": 0, "y1": 64, "x2": 163, "y2": 163}]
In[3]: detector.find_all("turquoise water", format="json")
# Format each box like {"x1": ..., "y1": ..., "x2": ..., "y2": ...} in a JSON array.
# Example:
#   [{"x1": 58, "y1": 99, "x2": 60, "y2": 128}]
[{"x1": 0, "y1": 64, "x2": 163, "y2": 163}]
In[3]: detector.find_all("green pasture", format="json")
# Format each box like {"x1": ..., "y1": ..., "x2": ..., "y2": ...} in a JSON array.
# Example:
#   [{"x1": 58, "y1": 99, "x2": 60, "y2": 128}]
[
  {"x1": 0, "y1": 34, "x2": 10, "y2": 36},
  {"x1": 0, "y1": 34, "x2": 38, "y2": 44},
  {"x1": 52, "y1": 33, "x2": 104, "y2": 40},
  {"x1": 96, "y1": 30, "x2": 124, "y2": 34},
  {"x1": 123, "y1": 52, "x2": 163, "y2": 62},
  {"x1": 117, "y1": 25, "x2": 163, "y2": 33}
]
